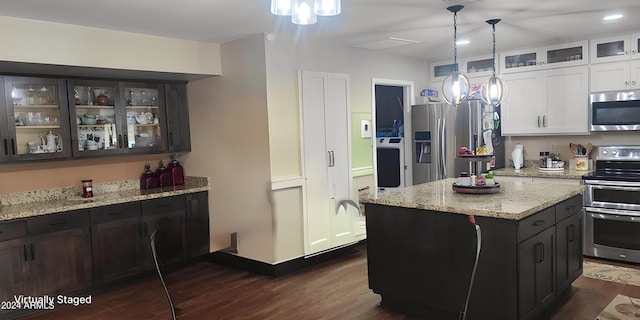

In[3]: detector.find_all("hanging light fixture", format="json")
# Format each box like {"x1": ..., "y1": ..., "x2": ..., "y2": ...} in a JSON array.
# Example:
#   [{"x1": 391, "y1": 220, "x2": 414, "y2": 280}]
[
  {"x1": 480, "y1": 19, "x2": 508, "y2": 107},
  {"x1": 271, "y1": 0, "x2": 341, "y2": 25},
  {"x1": 441, "y1": 5, "x2": 470, "y2": 106}
]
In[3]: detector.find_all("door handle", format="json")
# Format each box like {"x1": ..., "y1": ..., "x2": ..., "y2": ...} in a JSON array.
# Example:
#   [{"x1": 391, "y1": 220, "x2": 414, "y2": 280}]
[
  {"x1": 118, "y1": 134, "x2": 123, "y2": 148},
  {"x1": 10, "y1": 139, "x2": 16, "y2": 155},
  {"x1": 536, "y1": 242, "x2": 544, "y2": 263},
  {"x1": 169, "y1": 132, "x2": 174, "y2": 146},
  {"x1": 124, "y1": 135, "x2": 128, "y2": 148},
  {"x1": 542, "y1": 115, "x2": 547, "y2": 128},
  {"x1": 331, "y1": 151, "x2": 335, "y2": 167},
  {"x1": 23, "y1": 244, "x2": 28, "y2": 262},
  {"x1": 569, "y1": 224, "x2": 576, "y2": 242},
  {"x1": 3, "y1": 138, "x2": 7, "y2": 156},
  {"x1": 31, "y1": 243, "x2": 35, "y2": 260},
  {"x1": 537, "y1": 115, "x2": 541, "y2": 128}
]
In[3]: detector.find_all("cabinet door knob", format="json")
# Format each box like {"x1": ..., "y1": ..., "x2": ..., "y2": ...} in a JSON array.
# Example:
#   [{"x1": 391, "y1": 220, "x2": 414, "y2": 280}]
[
  {"x1": 632, "y1": 81, "x2": 637, "y2": 86},
  {"x1": 625, "y1": 81, "x2": 630, "y2": 86}
]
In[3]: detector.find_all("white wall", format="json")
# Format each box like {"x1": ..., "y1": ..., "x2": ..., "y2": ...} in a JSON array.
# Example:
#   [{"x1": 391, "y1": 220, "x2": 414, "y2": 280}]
[
  {"x1": 504, "y1": 132, "x2": 640, "y2": 164},
  {"x1": 184, "y1": 34, "x2": 275, "y2": 263},
  {"x1": 0, "y1": 16, "x2": 221, "y2": 75}
]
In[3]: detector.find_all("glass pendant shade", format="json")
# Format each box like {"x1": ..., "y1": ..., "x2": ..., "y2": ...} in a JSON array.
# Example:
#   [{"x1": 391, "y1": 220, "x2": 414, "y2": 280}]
[
  {"x1": 271, "y1": 0, "x2": 292, "y2": 15},
  {"x1": 442, "y1": 71, "x2": 470, "y2": 105},
  {"x1": 482, "y1": 18, "x2": 507, "y2": 107},
  {"x1": 442, "y1": 5, "x2": 469, "y2": 105},
  {"x1": 481, "y1": 76, "x2": 508, "y2": 107},
  {"x1": 314, "y1": 0, "x2": 341, "y2": 16},
  {"x1": 292, "y1": 0, "x2": 317, "y2": 25}
]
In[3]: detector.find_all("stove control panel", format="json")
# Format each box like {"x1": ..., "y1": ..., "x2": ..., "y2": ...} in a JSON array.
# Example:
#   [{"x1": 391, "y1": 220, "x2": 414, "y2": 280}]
[{"x1": 596, "y1": 146, "x2": 640, "y2": 160}]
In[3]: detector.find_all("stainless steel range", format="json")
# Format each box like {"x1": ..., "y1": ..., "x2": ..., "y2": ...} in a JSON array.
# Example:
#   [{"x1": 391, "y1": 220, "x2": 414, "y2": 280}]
[{"x1": 583, "y1": 145, "x2": 640, "y2": 263}]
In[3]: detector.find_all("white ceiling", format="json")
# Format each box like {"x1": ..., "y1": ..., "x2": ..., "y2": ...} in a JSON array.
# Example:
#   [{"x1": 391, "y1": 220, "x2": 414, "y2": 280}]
[{"x1": 2, "y1": 0, "x2": 640, "y2": 62}]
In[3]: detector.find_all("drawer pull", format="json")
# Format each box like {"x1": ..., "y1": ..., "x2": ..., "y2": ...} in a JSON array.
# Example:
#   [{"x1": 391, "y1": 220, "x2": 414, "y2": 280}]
[
  {"x1": 108, "y1": 211, "x2": 124, "y2": 216},
  {"x1": 48, "y1": 219, "x2": 68, "y2": 226},
  {"x1": 565, "y1": 205, "x2": 576, "y2": 211},
  {"x1": 531, "y1": 220, "x2": 546, "y2": 227},
  {"x1": 155, "y1": 203, "x2": 172, "y2": 208},
  {"x1": 536, "y1": 242, "x2": 544, "y2": 263}
]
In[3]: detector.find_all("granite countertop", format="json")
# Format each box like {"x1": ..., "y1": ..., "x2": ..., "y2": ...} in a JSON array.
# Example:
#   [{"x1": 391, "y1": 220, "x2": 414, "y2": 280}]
[
  {"x1": 360, "y1": 178, "x2": 584, "y2": 220},
  {"x1": 0, "y1": 176, "x2": 210, "y2": 222},
  {"x1": 492, "y1": 167, "x2": 591, "y2": 180}
]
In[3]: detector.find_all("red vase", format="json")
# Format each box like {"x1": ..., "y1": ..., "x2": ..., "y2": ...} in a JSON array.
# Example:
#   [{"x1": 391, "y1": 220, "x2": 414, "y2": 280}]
[{"x1": 167, "y1": 154, "x2": 185, "y2": 186}]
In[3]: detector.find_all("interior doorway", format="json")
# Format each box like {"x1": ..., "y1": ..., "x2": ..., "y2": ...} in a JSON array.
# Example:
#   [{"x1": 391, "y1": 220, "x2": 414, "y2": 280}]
[{"x1": 371, "y1": 79, "x2": 414, "y2": 190}]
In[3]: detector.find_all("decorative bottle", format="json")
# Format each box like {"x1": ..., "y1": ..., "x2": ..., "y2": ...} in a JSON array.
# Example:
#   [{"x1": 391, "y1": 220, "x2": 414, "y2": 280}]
[
  {"x1": 166, "y1": 154, "x2": 185, "y2": 186},
  {"x1": 140, "y1": 163, "x2": 159, "y2": 189},
  {"x1": 156, "y1": 160, "x2": 172, "y2": 187}
]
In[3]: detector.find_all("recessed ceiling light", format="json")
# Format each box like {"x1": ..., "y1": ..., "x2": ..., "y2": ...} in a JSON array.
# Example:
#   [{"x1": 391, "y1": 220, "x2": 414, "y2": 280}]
[
  {"x1": 603, "y1": 14, "x2": 623, "y2": 21},
  {"x1": 456, "y1": 40, "x2": 470, "y2": 45}
]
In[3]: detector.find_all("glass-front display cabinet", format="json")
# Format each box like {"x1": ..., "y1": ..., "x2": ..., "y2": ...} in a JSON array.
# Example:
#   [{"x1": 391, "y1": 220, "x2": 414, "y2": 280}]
[
  {"x1": 2, "y1": 76, "x2": 71, "y2": 161},
  {"x1": 68, "y1": 80, "x2": 165, "y2": 157},
  {"x1": 590, "y1": 34, "x2": 640, "y2": 64},
  {"x1": 121, "y1": 82, "x2": 165, "y2": 153}
]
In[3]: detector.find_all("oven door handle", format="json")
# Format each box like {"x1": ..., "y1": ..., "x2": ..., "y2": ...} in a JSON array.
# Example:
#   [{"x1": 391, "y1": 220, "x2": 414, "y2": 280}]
[
  {"x1": 585, "y1": 180, "x2": 640, "y2": 190},
  {"x1": 585, "y1": 207, "x2": 640, "y2": 221}
]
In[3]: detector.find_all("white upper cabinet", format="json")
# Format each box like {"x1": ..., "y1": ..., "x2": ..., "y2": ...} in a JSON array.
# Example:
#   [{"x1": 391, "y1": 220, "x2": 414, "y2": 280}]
[
  {"x1": 500, "y1": 41, "x2": 588, "y2": 73},
  {"x1": 590, "y1": 33, "x2": 640, "y2": 64},
  {"x1": 590, "y1": 60, "x2": 640, "y2": 92},
  {"x1": 430, "y1": 55, "x2": 497, "y2": 83},
  {"x1": 501, "y1": 66, "x2": 589, "y2": 135}
]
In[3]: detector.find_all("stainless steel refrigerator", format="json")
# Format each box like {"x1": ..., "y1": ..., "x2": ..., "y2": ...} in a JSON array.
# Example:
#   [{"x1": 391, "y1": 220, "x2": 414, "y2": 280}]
[{"x1": 411, "y1": 100, "x2": 504, "y2": 184}]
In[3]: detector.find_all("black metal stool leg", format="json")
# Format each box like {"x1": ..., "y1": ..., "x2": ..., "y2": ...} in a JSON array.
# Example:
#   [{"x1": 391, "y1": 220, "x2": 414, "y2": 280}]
[{"x1": 150, "y1": 230, "x2": 177, "y2": 320}]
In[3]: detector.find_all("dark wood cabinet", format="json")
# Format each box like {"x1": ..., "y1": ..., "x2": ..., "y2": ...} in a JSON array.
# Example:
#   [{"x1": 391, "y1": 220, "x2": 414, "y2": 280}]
[
  {"x1": 187, "y1": 191, "x2": 210, "y2": 257},
  {"x1": 0, "y1": 74, "x2": 191, "y2": 163},
  {"x1": 141, "y1": 195, "x2": 188, "y2": 269},
  {"x1": 556, "y1": 209, "x2": 583, "y2": 293},
  {"x1": 164, "y1": 82, "x2": 191, "y2": 152},
  {"x1": 366, "y1": 194, "x2": 583, "y2": 320},
  {"x1": 2, "y1": 76, "x2": 71, "y2": 162},
  {"x1": 517, "y1": 226, "x2": 556, "y2": 320},
  {"x1": 25, "y1": 210, "x2": 93, "y2": 295},
  {"x1": 90, "y1": 202, "x2": 146, "y2": 284},
  {"x1": 0, "y1": 220, "x2": 28, "y2": 304}
]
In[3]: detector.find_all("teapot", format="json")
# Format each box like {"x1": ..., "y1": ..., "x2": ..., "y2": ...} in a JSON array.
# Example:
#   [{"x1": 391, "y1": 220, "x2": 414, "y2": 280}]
[
  {"x1": 40, "y1": 131, "x2": 59, "y2": 153},
  {"x1": 135, "y1": 112, "x2": 153, "y2": 124}
]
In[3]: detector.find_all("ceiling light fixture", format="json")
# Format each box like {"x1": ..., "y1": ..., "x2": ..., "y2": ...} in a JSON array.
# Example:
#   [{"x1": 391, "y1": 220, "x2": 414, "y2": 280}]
[
  {"x1": 441, "y1": 5, "x2": 470, "y2": 106},
  {"x1": 456, "y1": 40, "x2": 470, "y2": 45},
  {"x1": 480, "y1": 19, "x2": 508, "y2": 107},
  {"x1": 271, "y1": 0, "x2": 341, "y2": 25},
  {"x1": 603, "y1": 14, "x2": 623, "y2": 21}
]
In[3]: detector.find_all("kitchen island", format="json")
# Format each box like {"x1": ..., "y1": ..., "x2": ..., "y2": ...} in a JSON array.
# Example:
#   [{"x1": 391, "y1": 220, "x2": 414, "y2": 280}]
[{"x1": 361, "y1": 178, "x2": 584, "y2": 320}]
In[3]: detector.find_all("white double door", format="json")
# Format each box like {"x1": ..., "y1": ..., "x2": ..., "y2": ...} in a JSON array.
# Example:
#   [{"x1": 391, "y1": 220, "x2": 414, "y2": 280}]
[{"x1": 300, "y1": 70, "x2": 357, "y2": 255}]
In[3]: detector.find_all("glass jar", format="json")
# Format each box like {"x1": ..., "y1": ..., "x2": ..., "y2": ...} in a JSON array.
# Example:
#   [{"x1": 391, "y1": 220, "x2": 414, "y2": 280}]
[{"x1": 81, "y1": 179, "x2": 93, "y2": 198}]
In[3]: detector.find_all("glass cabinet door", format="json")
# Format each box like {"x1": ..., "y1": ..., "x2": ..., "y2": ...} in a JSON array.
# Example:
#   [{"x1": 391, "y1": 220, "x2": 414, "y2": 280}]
[
  {"x1": 5, "y1": 76, "x2": 71, "y2": 160},
  {"x1": 590, "y1": 35, "x2": 631, "y2": 64},
  {"x1": 69, "y1": 80, "x2": 121, "y2": 156},
  {"x1": 122, "y1": 82, "x2": 165, "y2": 153}
]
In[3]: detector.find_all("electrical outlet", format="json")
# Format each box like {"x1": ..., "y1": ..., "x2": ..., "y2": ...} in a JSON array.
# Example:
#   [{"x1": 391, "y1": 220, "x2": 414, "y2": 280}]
[{"x1": 550, "y1": 143, "x2": 556, "y2": 152}]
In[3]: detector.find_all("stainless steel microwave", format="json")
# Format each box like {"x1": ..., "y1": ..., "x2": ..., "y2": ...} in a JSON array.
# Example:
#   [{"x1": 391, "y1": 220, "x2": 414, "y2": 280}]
[{"x1": 590, "y1": 90, "x2": 640, "y2": 131}]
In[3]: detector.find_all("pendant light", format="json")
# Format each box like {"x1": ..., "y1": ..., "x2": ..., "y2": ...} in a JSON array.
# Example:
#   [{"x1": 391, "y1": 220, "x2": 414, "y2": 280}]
[
  {"x1": 480, "y1": 19, "x2": 508, "y2": 107},
  {"x1": 315, "y1": 0, "x2": 341, "y2": 16},
  {"x1": 292, "y1": 0, "x2": 317, "y2": 25},
  {"x1": 271, "y1": 0, "x2": 341, "y2": 25},
  {"x1": 441, "y1": 5, "x2": 470, "y2": 106}
]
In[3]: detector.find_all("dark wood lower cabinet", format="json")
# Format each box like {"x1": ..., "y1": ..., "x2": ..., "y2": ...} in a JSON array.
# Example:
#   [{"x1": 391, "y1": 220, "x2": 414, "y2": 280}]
[
  {"x1": 142, "y1": 210, "x2": 187, "y2": 269},
  {"x1": 366, "y1": 195, "x2": 583, "y2": 320},
  {"x1": 187, "y1": 192, "x2": 210, "y2": 257},
  {"x1": 27, "y1": 227, "x2": 93, "y2": 295},
  {"x1": 91, "y1": 202, "x2": 145, "y2": 285},
  {"x1": 518, "y1": 226, "x2": 556, "y2": 320},
  {"x1": 0, "y1": 237, "x2": 27, "y2": 303}
]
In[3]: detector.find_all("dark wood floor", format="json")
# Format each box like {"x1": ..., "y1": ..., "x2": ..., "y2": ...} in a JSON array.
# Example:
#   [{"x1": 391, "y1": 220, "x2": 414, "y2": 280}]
[{"x1": 16, "y1": 243, "x2": 640, "y2": 320}]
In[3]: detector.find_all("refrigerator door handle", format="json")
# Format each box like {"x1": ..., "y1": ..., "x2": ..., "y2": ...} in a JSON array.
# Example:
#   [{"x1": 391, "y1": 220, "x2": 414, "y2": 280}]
[{"x1": 441, "y1": 118, "x2": 446, "y2": 178}]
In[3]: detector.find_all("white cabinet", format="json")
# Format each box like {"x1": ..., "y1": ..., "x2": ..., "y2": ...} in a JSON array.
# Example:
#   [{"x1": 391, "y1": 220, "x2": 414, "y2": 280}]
[
  {"x1": 502, "y1": 66, "x2": 588, "y2": 135},
  {"x1": 300, "y1": 71, "x2": 357, "y2": 255},
  {"x1": 590, "y1": 33, "x2": 640, "y2": 64},
  {"x1": 590, "y1": 60, "x2": 640, "y2": 92},
  {"x1": 500, "y1": 41, "x2": 588, "y2": 74},
  {"x1": 430, "y1": 55, "x2": 496, "y2": 82}
]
